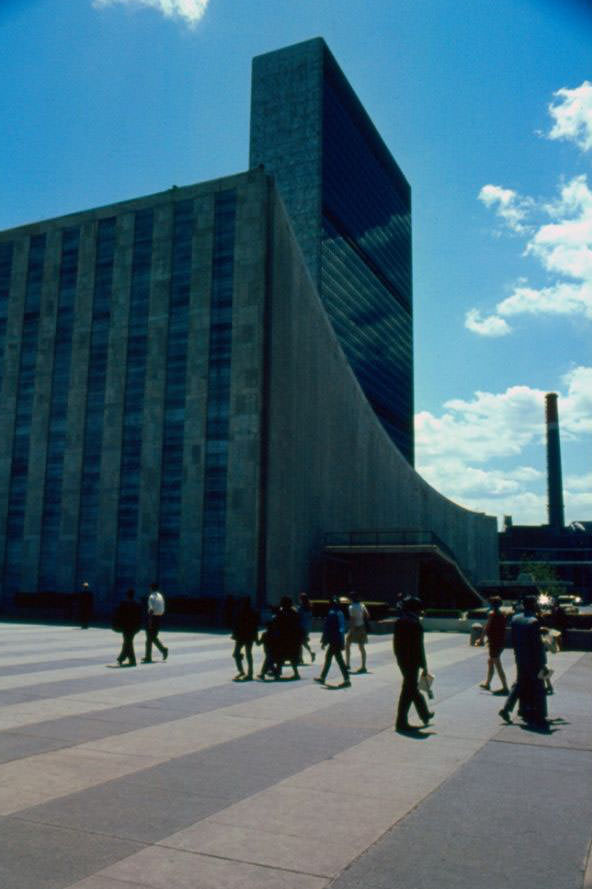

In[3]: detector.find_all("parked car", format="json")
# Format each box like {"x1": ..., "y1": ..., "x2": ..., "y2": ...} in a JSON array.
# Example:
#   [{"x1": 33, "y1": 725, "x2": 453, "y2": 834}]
[{"x1": 557, "y1": 594, "x2": 582, "y2": 614}]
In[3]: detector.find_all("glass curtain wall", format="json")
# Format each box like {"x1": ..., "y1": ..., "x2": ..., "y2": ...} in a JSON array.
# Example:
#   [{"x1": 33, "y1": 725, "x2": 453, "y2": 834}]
[{"x1": 322, "y1": 71, "x2": 413, "y2": 463}]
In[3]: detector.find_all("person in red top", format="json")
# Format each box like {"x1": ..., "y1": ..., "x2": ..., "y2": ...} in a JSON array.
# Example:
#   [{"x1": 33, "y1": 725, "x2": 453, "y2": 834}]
[{"x1": 477, "y1": 596, "x2": 509, "y2": 693}]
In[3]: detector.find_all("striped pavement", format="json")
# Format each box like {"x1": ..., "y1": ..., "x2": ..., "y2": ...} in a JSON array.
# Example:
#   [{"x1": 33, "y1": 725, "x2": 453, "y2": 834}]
[{"x1": 0, "y1": 622, "x2": 590, "y2": 889}]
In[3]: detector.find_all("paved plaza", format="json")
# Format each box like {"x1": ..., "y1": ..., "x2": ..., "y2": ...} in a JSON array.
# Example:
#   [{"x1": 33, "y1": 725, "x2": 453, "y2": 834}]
[{"x1": 0, "y1": 622, "x2": 591, "y2": 889}]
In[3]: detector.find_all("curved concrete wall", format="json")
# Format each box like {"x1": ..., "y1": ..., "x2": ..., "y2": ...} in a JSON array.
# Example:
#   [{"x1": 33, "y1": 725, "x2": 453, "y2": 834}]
[{"x1": 264, "y1": 183, "x2": 498, "y2": 602}]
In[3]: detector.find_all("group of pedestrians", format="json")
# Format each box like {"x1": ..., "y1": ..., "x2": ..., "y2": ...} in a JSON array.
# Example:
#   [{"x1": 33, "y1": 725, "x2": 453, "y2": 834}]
[
  {"x1": 230, "y1": 592, "x2": 371, "y2": 685},
  {"x1": 476, "y1": 594, "x2": 559, "y2": 728},
  {"x1": 113, "y1": 583, "x2": 169, "y2": 667},
  {"x1": 110, "y1": 584, "x2": 560, "y2": 734},
  {"x1": 391, "y1": 591, "x2": 562, "y2": 734}
]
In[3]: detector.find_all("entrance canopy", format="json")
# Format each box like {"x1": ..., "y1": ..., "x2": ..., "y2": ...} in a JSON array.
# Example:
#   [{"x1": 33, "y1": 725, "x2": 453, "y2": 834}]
[{"x1": 321, "y1": 530, "x2": 487, "y2": 610}]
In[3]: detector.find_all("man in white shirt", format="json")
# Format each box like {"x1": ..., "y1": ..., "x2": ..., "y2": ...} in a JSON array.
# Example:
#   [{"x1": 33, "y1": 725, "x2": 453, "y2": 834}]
[
  {"x1": 142, "y1": 582, "x2": 169, "y2": 663},
  {"x1": 345, "y1": 591, "x2": 370, "y2": 674}
]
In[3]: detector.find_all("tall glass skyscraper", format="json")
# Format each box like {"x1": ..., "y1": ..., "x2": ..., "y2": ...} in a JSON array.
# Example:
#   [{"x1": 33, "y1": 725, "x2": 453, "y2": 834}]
[{"x1": 250, "y1": 38, "x2": 414, "y2": 464}]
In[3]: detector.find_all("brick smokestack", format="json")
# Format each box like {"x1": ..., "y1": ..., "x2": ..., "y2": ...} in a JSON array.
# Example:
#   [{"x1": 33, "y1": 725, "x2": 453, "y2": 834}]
[{"x1": 545, "y1": 392, "x2": 565, "y2": 530}]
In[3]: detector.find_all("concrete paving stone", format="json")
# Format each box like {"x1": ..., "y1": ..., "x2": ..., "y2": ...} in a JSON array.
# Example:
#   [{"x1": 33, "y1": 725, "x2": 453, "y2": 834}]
[
  {"x1": 61, "y1": 879, "x2": 142, "y2": 889},
  {"x1": 22, "y1": 777, "x2": 232, "y2": 845},
  {"x1": 0, "y1": 816, "x2": 142, "y2": 889},
  {"x1": 330, "y1": 729, "x2": 592, "y2": 889},
  {"x1": 137, "y1": 711, "x2": 378, "y2": 797},
  {"x1": 0, "y1": 639, "x2": 522, "y2": 818},
  {"x1": 208, "y1": 783, "x2": 395, "y2": 845},
  {"x1": 494, "y1": 656, "x2": 592, "y2": 751},
  {"x1": 0, "y1": 641, "x2": 116, "y2": 658},
  {"x1": 0, "y1": 730, "x2": 68, "y2": 763},
  {"x1": 0, "y1": 677, "x2": 308, "y2": 763},
  {"x1": 0, "y1": 668, "x2": 235, "y2": 729},
  {"x1": 0, "y1": 688, "x2": 48, "y2": 706},
  {"x1": 0, "y1": 664, "x2": 269, "y2": 732},
  {"x1": 68, "y1": 844, "x2": 328, "y2": 889},
  {"x1": 0, "y1": 636, "x2": 224, "y2": 664},
  {"x1": 83, "y1": 712, "x2": 275, "y2": 759},
  {"x1": 1, "y1": 682, "x2": 372, "y2": 816},
  {"x1": 0, "y1": 657, "x2": 113, "y2": 675},
  {"x1": 0, "y1": 746, "x2": 163, "y2": 815},
  {"x1": 286, "y1": 732, "x2": 481, "y2": 800},
  {"x1": 164, "y1": 819, "x2": 351, "y2": 877},
  {"x1": 0, "y1": 635, "x2": 474, "y2": 736},
  {"x1": 16, "y1": 688, "x2": 394, "y2": 843},
  {"x1": 0, "y1": 645, "x2": 232, "y2": 695}
]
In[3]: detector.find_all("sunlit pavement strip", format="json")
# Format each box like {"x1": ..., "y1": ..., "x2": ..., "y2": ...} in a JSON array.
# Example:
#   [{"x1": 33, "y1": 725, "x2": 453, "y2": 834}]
[
  {"x1": 0, "y1": 623, "x2": 590, "y2": 889},
  {"x1": 0, "y1": 634, "x2": 468, "y2": 732},
  {"x1": 0, "y1": 641, "x2": 479, "y2": 814}
]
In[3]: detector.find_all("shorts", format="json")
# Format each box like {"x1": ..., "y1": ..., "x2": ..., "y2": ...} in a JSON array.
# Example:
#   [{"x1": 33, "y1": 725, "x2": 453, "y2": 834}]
[
  {"x1": 489, "y1": 645, "x2": 504, "y2": 659},
  {"x1": 347, "y1": 626, "x2": 367, "y2": 644}
]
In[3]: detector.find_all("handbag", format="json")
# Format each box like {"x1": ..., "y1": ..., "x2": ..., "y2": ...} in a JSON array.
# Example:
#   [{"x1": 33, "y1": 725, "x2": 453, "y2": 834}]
[{"x1": 418, "y1": 672, "x2": 434, "y2": 699}]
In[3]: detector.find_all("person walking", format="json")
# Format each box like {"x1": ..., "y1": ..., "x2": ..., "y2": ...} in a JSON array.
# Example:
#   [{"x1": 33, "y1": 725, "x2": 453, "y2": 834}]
[
  {"x1": 256, "y1": 607, "x2": 280, "y2": 680},
  {"x1": 142, "y1": 582, "x2": 169, "y2": 663},
  {"x1": 499, "y1": 595, "x2": 547, "y2": 726},
  {"x1": 231, "y1": 597, "x2": 259, "y2": 681},
  {"x1": 273, "y1": 596, "x2": 303, "y2": 680},
  {"x1": 477, "y1": 596, "x2": 509, "y2": 693},
  {"x1": 345, "y1": 591, "x2": 370, "y2": 674},
  {"x1": 297, "y1": 593, "x2": 315, "y2": 664},
  {"x1": 393, "y1": 596, "x2": 434, "y2": 732},
  {"x1": 114, "y1": 588, "x2": 142, "y2": 667},
  {"x1": 314, "y1": 597, "x2": 350, "y2": 687}
]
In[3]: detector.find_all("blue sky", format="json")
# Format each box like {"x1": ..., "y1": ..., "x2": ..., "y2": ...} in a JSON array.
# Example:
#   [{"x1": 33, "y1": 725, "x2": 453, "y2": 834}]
[{"x1": 1, "y1": 0, "x2": 591, "y2": 527}]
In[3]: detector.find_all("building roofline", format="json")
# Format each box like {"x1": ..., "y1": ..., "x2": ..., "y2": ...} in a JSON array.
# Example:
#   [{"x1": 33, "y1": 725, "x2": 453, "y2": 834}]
[{"x1": 0, "y1": 168, "x2": 268, "y2": 239}]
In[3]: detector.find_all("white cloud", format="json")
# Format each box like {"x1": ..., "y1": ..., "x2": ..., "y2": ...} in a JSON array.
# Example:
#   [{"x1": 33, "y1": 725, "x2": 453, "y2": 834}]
[
  {"x1": 415, "y1": 372, "x2": 592, "y2": 525},
  {"x1": 470, "y1": 174, "x2": 592, "y2": 333},
  {"x1": 528, "y1": 175, "x2": 592, "y2": 282},
  {"x1": 495, "y1": 281, "x2": 592, "y2": 320},
  {"x1": 469, "y1": 85, "x2": 592, "y2": 335},
  {"x1": 547, "y1": 81, "x2": 592, "y2": 152},
  {"x1": 561, "y1": 366, "x2": 592, "y2": 434},
  {"x1": 415, "y1": 384, "x2": 547, "y2": 464},
  {"x1": 565, "y1": 486, "x2": 592, "y2": 520},
  {"x1": 478, "y1": 184, "x2": 534, "y2": 234},
  {"x1": 93, "y1": 0, "x2": 209, "y2": 27},
  {"x1": 565, "y1": 472, "x2": 592, "y2": 492},
  {"x1": 464, "y1": 308, "x2": 511, "y2": 337}
]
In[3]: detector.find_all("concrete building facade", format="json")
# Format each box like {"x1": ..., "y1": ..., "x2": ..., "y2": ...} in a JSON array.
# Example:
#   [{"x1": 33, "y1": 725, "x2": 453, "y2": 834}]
[
  {"x1": 0, "y1": 170, "x2": 497, "y2": 616},
  {"x1": 0, "y1": 40, "x2": 498, "y2": 618}
]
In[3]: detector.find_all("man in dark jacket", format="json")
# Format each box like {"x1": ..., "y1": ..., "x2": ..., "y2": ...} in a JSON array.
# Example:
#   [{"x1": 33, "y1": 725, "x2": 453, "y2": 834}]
[
  {"x1": 273, "y1": 596, "x2": 303, "y2": 680},
  {"x1": 115, "y1": 589, "x2": 142, "y2": 667},
  {"x1": 393, "y1": 596, "x2": 434, "y2": 731},
  {"x1": 314, "y1": 597, "x2": 350, "y2": 687}
]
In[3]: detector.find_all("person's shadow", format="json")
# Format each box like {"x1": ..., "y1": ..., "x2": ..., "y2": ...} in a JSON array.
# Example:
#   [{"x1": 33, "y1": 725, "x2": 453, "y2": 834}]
[
  {"x1": 518, "y1": 717, "x2": 568, "y2": 735},
  {"x1": 394, "y1": 726, "x2": 435, "y2": 739}
]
